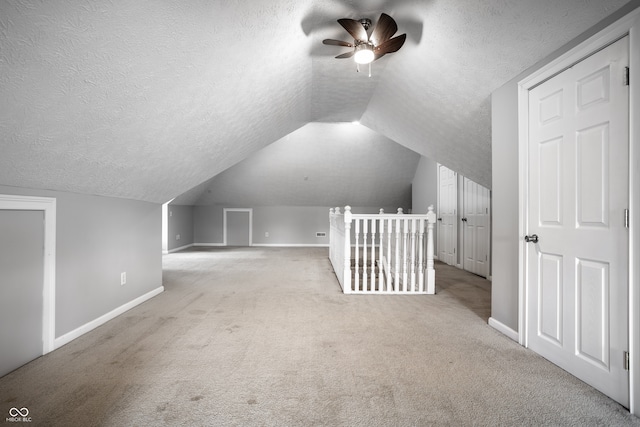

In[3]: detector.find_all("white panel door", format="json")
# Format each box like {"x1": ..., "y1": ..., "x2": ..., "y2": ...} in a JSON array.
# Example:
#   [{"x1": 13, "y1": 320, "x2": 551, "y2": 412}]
[
  {"x1": 437, "y1": 164, "x2": 457, "y2": 265},
  {"x1": 526, "y1": 37, "x2": 629, "y2": 406},
  {"x1": 462, "y1": 178, "x2": 490, "y2": 277}
]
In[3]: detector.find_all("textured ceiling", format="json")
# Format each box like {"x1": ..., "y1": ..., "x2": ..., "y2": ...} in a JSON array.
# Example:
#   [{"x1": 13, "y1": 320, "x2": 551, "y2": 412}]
[
  {"x1": 0, "y1": 0, "x2": 633, "y2": 204},
  {"x1": 173, "y1": 122, "x2": 420, "y2": 207}
]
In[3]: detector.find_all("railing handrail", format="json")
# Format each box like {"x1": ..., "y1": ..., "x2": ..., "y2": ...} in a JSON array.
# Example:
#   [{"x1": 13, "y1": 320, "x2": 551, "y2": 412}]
[{"x1": 351, "y1": 213, "x2": 432, "y2": 219}]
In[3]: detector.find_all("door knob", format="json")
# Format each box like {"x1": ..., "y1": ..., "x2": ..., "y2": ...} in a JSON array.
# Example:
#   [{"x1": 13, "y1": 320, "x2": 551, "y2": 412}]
[
  {"x1": 524, "y1": 234, "x2": 539, "y2": 243},
  {"x1": 437, "y1": 218, "x2": 442, "y2": 221},
  {"x1": 461, "y1": 217, "x2": 468, "y2": 222}
]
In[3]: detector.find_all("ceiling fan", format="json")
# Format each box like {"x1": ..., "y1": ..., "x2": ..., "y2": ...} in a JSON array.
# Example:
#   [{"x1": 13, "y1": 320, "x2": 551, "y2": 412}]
[{"x1": 322, "y1": 13, "x2": 407, "y2": 70}]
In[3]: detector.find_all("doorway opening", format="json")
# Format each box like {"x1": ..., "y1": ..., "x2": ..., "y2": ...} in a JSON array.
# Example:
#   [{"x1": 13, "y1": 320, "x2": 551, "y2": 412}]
[
  {"x1": 0, "y1": 194, "x2": 56, "y2": 360},
  {"x1": 224, "y1": 208, "x2": 253, "y2": 246}
]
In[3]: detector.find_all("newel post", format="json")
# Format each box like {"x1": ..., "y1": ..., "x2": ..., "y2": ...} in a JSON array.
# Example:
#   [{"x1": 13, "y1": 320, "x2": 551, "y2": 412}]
[
  {"x1": 426, "y1": 205, "x2": 437, "y2": 294},
  {"x1": 329, "y1": 208, "x2": 334, "y2": 262},
  {"x1": 343, "y1": 206, "x2": 352, "y2": 294}
]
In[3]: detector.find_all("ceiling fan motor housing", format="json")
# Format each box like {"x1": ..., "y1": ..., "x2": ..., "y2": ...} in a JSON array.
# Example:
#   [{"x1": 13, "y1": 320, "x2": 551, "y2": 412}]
[{"x1": 358, "y1": 18, "x2": 372, "y2": 32}]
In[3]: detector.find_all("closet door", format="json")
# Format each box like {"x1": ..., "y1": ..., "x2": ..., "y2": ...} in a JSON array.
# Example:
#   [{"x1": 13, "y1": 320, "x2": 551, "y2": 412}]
[
  {"x1": 437, "y1": 165, "x2": 457, "y2": 265},
  {"x1": 462, "y1": 178, "x2": 490, "y2": 277}
]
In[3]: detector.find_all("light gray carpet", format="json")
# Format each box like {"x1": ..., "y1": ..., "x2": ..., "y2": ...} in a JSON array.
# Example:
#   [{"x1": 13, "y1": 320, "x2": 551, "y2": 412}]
[{"x1": 1, "y1": 247, "x2": 637, "y2": 426}]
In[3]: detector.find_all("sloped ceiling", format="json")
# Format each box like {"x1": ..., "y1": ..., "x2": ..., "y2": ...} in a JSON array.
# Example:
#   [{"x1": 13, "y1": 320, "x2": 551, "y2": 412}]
[
  {"x1": 0, "y1": 0, "x2": 633, "y2": 204},
  {"x1": 173, "y1": 122, "x2": 420, "y2": 207}
]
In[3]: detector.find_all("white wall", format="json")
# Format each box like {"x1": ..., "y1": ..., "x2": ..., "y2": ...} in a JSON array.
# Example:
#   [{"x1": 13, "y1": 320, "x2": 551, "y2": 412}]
[
  {"x1": 411, "y1": 155, "x2": 438, "y2": 214},
  {"x1": 194, "y1": 205, "x2": 224, "y2": 244},
  {"x1": 411, "y1": 155, "x2": 438, "y2": 253},
  {"x1": 490, "y1": 84, "x2": 520, "y2": 331},
  {"x1": 252, "y1": 206, "x2": 329, "y2": 246},
  {"x1": 167, "y1": 204, "x2": 194, "y2": 251},
  {"x1": 0, "y1": 185, "x2": 162, "y2": 339},
  {"x1": 193, "y1": 205, "x2": 409, "y2": 246},
  {"x1": 194, "y1": 205, "x2": 331, "y2": 246}
]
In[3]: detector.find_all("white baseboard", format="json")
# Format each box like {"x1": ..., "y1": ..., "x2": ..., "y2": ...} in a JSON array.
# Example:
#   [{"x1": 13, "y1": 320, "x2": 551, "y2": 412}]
[
  {"x1": 193, "y1": 243, "x2": 329, "y2": 248},
  {"x1": 168, "y1": 243, "x2": 194, "y2": 253},
  {"x1": 54, "y1": 286, "x2": 164, "y2": 350},
  {"x1": 488, "y1": 317, "x2": 519, "y2": 342}
]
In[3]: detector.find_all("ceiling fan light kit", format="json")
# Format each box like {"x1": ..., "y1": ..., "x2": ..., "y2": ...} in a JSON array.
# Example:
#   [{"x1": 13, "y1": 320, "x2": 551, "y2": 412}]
[
  {"x1": 322, "y1": 13, "x2": 406, "y2": 72},
  {"x1": 354, "y1": 43, "x2": 374, "y2": 64}
]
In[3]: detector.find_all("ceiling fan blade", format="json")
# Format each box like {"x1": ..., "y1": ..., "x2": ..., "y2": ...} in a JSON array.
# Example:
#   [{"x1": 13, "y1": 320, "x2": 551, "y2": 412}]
[
  {"x1": 335, "y1": 51, "x2": 355, "y2": 59},
  {"x1": 322, "y1": 39, "x2": 354, "y2": 47},
  {"x1": 337, "y1": 18, "x2": 368, "y2": 42},
  {"x1": 370, "y1": 13, "x2": 397, "y2": 46},
  {"x1": 374, "y1": 33, "x2": 406, "y2": 59}
]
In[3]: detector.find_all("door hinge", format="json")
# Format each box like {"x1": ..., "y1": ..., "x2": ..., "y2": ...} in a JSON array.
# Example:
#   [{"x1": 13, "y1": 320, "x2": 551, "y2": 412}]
[
  {"x1": 624, "y1": 67, "x2": 629, "y2": 86},
  {"x1": 624, "y1": 351, "x2": 630, "y2": 371},
  {"x1": 625, "y1": 209, "x2": 629, "y2": 229}
]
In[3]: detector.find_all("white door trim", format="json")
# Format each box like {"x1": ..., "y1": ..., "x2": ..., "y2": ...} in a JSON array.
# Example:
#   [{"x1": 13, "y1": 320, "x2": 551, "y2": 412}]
[
  {"x1": 0, "y1": 194, "x2": 56, "y2": 355},
  {"x1": 223, "y1": 208, "x2": 253, "y2": 246},
  {"x1": 518, "y1": 7, "x2": 640, "y2": 414}
]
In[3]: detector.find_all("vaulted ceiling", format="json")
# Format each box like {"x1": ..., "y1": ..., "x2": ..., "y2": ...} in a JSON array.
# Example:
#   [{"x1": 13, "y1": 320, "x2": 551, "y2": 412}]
[
  {"x1": 173, "y1": 122, "x2": 420, "y2": 207},
  {"x1": 0, "y1": 0, "x2": 632, "y2": 205}
]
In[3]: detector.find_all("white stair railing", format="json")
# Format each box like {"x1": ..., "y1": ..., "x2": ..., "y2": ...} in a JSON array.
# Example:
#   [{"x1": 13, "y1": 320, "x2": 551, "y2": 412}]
[{"x1": 329, "y1": 205, "x2": 437, "y2": 294}]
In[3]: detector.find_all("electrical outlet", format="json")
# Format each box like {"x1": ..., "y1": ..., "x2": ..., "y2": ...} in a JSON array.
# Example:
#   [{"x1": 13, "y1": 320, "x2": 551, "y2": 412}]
[
  {"x1": 265, "y1": 232, "x2": 269, "y2": 238},
  {"x1": 121, "y1": 272, "x2": 126, "y2": 286},
  {"x1": 176, "y1": 234, "x2": 180, "y2": 240}
]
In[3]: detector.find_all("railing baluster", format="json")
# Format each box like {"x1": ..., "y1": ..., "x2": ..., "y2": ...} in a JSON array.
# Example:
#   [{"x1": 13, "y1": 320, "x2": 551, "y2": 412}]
[
  {"x1": 418, "y1": 218, "x2": 425, "y2": 293},
  {"x1": 370, "y1": 219, "x2": 376, "y2": 291},
  {"x1": 362, "y1": 219, "x2": 368, "y2": 292},
  {"x1": 402, "y1": 217, "x2": 408, "y2": 292},
  {"x1": 354, "y1": 217, "x2": 360, "y2": 292},
  {"x1": 394, "y1": 213, "x2": 401, "y2": 292},
  {"x1": 386, "y1": 218, "x2": 392, "y2": 291},
  {"x1": 378, "y1": 217, "x2": 384, "y2": 292},
  {"x1": 410, "y1": 218, "x2": 417, "y2": 292}
]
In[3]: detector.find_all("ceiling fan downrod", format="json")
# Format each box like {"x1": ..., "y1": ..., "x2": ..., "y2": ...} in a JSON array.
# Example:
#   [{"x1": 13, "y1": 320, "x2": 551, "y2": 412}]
[{"x1": 358, "y1": 18, "x2": 372, "y2": 31}]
